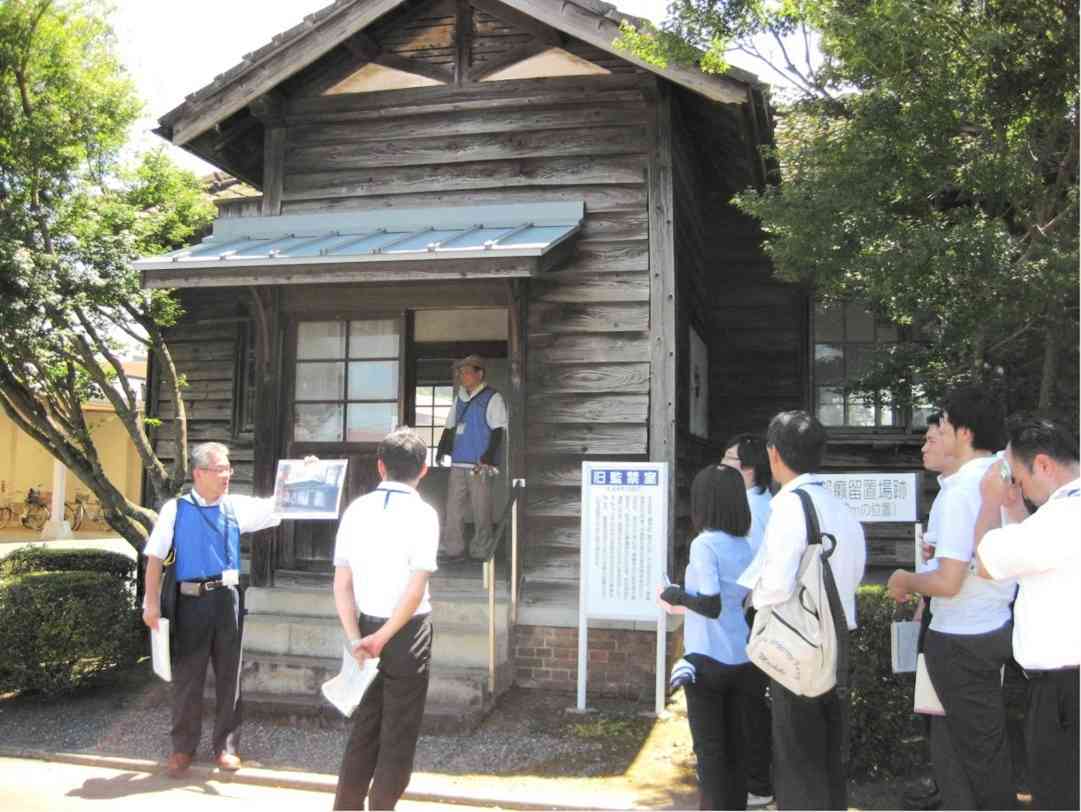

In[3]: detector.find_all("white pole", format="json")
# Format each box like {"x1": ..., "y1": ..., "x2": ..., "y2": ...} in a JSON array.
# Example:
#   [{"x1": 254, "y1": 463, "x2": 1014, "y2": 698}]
[
  {"x1": 40, "y1": 458, "x2": 72, "y2": 540},
  {"x1": 576, "y1": 465, "x2": 590, "y2": 711}
]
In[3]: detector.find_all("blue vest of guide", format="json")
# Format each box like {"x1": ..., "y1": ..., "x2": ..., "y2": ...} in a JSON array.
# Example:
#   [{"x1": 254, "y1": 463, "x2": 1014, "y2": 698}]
[
  {"x1": 173, "y1": 497, "x2": 240, "y2": 582},
  {"x1": 451, "y1": 387, "x2": 496, "y2": 464}
]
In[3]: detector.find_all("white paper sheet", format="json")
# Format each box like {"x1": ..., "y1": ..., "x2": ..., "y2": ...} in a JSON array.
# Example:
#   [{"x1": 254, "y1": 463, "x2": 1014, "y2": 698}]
[
  {"x1": 151, "y1": 619, "x2": 172, "y2": 682},
  {"x1": 891, "y1": 620, "x2": 920, "y2": 673},
  {"x1": 321, "y1": 647, "x2": 379, "y2": 717}
]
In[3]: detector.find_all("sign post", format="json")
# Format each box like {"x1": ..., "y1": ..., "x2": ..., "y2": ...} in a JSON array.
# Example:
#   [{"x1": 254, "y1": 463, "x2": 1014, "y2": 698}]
[
  {"x1": 577, "y1": 462, "x2": 669, "y2": 716},
  {"x1": 815, "y1": 472, "x2": 919, "y2": 522}
]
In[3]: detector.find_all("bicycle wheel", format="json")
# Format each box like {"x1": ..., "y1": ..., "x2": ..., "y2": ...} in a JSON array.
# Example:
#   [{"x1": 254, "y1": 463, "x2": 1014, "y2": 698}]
[
  {"x1": 66, "y1": 502, "x2": 85, "y2": 532},
  {"x1": 23, "y1": 504, "x2": 48, "y2": 532},
  {"x1": 0, "y1": 506, "x2": 12, "y2": 529}
]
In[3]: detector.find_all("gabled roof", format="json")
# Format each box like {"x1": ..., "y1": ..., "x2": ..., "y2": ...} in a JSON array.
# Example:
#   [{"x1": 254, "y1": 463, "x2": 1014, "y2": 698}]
[{"x1": 157, "y1": 0, "x2": 760, "y2": 147}]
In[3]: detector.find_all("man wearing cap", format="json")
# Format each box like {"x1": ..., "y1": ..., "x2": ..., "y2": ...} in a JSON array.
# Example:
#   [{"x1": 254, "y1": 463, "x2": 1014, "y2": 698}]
[{"x1": 436, "y1": 355, "x2": 508, "y2": 561}]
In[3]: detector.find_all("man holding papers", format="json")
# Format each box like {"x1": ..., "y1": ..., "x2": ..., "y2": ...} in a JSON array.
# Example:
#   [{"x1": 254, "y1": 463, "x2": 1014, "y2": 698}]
[
  {"x1": 142, "y1": 442, "x2": 285, "y2": 778},
  {"x1": 332, "y1": 427, "x2": 438, "y2": 811}
]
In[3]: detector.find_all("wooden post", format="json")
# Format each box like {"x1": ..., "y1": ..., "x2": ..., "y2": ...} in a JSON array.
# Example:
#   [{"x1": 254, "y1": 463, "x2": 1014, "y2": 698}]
[
  {"x1": 455, "y1": 0, "x2": 473, "y2": 86},
  {"x1": 251, "y1": 93, "x2": 286, "y2": 217},
  {"x1": 646, "y1": 80, "x2": 678, "y2": 577},
  {"x1": 249, "y1": 287, "x2": 282, "y2": 586}
]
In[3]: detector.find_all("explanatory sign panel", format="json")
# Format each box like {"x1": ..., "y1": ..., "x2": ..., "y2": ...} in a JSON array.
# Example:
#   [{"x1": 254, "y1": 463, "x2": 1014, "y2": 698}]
[
  {"x1": 580, "y1": 462, "x2": 669, "y2": 622},
  {"x1": 814, "y1": 472, "x2": 919, "y2": 523}
]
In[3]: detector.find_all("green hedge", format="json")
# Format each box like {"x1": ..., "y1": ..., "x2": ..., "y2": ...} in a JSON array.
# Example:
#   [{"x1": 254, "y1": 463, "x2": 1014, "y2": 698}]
[
  {"x1": 0, "y1": 569, "x2": 142, "y2": 696},
  {"x1": 848, "y1": 584, "x2": 921, "y2": 779},
  {"x1": 0, "y1": 547, "x2": 136, "y2": 582}
]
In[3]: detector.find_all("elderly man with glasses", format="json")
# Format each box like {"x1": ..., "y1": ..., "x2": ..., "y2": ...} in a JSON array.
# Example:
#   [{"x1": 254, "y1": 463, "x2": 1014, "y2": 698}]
[{"x1": 142, "y1": 441, "x2": 289, "y2": 778}]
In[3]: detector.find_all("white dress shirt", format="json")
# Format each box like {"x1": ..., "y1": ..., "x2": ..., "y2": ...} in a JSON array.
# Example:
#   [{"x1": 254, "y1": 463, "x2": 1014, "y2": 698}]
[
  {"x1": 746, "y1": 486, "x2": 773, "y2": 557},
  {"x1": 739, "y1": 473, "x2": 867, "y2": 629},
  {"x1": 333, "y1": 482, "x2": 438, "y2": 618},
  {"x1": 929, "y1": 456, "x2": 1016, "y2": 635},
  {"x1": 979, "y1": 477, "x2": 1081, "y2": 669},
  {"x1": 144, "y1": 490, "x2": 280, "y2": 560}
]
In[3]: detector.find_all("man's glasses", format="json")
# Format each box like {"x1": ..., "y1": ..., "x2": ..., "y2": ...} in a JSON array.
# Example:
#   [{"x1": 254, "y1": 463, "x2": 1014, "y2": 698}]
[{"x1": 199, "y1": 465, "x2": 234, "y2": 475}]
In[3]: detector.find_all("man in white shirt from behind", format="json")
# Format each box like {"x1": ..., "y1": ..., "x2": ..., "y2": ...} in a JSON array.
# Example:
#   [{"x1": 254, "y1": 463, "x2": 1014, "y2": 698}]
[
  {"x1": 974, "y1": 415, "x2": 1080, "y2": 811},
  {"x1": 887, "y1": 385, "x2": 1016, "y2": 810},
  {"x1": 738, "y1": 411, "x2": 866, "y2": 810},
  {"x1": 331, "y1": 427, "x2": 438, "y2": 811},
  {"x1": 721, "y1": 432, "x2": 774, "y2": 808}
]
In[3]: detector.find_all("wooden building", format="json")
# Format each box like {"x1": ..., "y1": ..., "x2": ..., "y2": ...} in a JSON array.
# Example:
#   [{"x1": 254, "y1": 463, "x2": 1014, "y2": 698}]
[{"x1": 139, "y1": 0, "x2": 924, "y2": 715}]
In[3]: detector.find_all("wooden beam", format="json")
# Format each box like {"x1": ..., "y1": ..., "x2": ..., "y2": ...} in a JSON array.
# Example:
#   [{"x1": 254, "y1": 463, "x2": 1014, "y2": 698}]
[
  {"x1": 169, "y1": 0, "x2": 408, "y2": 145},
  {"x1": 372, "y1": 51, "x2": 455, "y2": 84},
  {"x1": 646, "y1": 80, "x2": 678, "y2": 571},
  {"x1": 470, "y1": 0, "x2": 561, "y2": 45},
  {"x1": 455, "y1": 0, "x2": 473, "y2": 85},
  {"x1": 494, "y1": 0, "x2": 748, "y2": 104},
  {"x1": 467, "y1": 38, "x2": 548, "y2": 81}
]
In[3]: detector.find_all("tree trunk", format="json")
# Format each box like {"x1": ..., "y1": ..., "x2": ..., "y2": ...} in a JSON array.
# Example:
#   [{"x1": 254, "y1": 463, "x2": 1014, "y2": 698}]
[{"x1": 1037, "y1": 325, "x2": 1057, "y2": 414}]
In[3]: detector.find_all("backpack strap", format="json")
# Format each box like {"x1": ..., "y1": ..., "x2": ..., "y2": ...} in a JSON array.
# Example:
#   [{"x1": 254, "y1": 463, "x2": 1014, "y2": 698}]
[{"x1": 795, "y1": 487, "x2": 852, "y2": 768}]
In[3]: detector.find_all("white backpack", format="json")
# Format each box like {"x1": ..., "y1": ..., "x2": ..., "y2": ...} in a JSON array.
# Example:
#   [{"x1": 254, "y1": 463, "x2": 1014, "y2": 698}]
[{"x1": 746, "y1": 488, "x2": 850, "y2": 700}]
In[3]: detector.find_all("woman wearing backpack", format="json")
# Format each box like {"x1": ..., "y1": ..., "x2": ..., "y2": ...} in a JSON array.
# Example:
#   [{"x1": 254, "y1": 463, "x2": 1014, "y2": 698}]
[{"x1": 660, "y1": 464, "x2": 758, "y2": 810}]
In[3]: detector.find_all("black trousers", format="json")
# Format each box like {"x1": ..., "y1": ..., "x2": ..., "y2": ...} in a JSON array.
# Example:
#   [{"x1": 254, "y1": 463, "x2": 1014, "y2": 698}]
[
  {"x1": 924, "y1": 623, "x2": 1015, "y2": 810},
  {"x1": 684, "y1": 656, "x2": 757, "y2": 810},
  {"x1": 334, "y1": 613, "x2": 432, "y2": 811},
  {"x1": 742, "y1": 664, "x2": 773, "y2": 797},
  {"x1": 1025, "y1": 668, "x2": 1079, "y2": 810},
  {"x1": 770, "y1": 680, "x2": 846, "y2": 810},
  {"x1": 171, "y1": 585, "x2": 243, "y2": 757}
]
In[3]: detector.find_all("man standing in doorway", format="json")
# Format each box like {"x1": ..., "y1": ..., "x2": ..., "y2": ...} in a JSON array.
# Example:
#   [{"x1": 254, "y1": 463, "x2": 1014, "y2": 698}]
[
  {"x1": 437, "y1": 355, "x2": 508, "y2": 561},
  {"x1": 142, "y1": 442, "x2": 284, "y2": 778}
]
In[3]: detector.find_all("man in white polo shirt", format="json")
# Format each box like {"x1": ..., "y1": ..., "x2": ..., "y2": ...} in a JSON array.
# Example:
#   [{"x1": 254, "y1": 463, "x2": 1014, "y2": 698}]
[
  {"x1": 887, "y1": 386, "x2": 1016, "y2": 810},
  {"x1": 975, "y1": 415, "x2": 1080, "y2": 811},
  {"x1": 331, "y1": 427, "x2": 438, "y2": 811}
]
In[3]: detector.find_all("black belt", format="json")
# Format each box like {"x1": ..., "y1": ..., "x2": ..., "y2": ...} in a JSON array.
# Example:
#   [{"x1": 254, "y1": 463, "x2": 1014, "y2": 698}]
[
  {"x1": 179, "y1": 578, "x2": 225, "y2": 597},
  {"x1": 1024, "y1": 666, "x2": 1079, "y2": 680}
]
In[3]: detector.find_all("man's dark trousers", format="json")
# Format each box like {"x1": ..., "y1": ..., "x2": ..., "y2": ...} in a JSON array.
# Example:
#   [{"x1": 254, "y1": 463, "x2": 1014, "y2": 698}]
[
  {"x1": 924, "y1": 622, "x2": 1015, "y2": 810},
  {"x1": 334, "y1": 613, "x2": 432, "y2": 811},
  {"x1": 742, "y1": 665, "x2": 773, "y2": 798},
  {"x1": 770, "y1": 680, "x2": 846, "y2": 810},
  {"x1": 1025, "y1": 668, "x2": 1079, "y2": 810},
  {"x1": 171, "y1": 585, "x2": 243, "y2": 757}
]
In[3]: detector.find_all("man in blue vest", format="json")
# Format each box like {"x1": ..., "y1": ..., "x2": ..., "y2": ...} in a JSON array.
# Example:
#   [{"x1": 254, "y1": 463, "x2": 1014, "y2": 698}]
[
  {"x1": 142, "y1": 442, "x2": 285, "y2": 778},
  {"x1": 436, "y1": 355, "x2": 508, "y2": 561}
]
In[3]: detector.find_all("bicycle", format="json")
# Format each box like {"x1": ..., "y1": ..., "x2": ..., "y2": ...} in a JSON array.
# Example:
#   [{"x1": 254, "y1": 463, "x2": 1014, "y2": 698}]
[
  {"x1": 20, "y1": 486, "x2": 50, "y2": 532},
  {"x1": 0, "y1": 498, "x2": 14, "y2": 529},
  {"x1": 64, "y1": 493, "x2": 89, "y2": 532}
]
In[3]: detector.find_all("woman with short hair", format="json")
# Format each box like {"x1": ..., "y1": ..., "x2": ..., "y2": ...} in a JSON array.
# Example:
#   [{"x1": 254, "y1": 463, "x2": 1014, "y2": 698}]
[{"x1": 660, "y1": 464, "x2": 757, "y2": 810}]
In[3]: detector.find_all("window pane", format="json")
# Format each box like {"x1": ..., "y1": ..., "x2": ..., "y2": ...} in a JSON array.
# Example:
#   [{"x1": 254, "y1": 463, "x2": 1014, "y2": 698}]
[
  {"x1": 348, "y1": 361, "x2": 398, "y2": 400},
  {"x1": 879, "y1": 391, "x2": 897, "y2": 427},
  {"x1": 294, "y1": 403, "x2": 343, "y2": 442},
  {"x1": 815, "y1": 344, "x2": 845, "y2": 384},
  {"x1": 415, "y1": 385, "x2": 433, "y2": 408},
  {"x1": 814, "y1": 302, "x2": 844, "y2": 341},
  {"x1": 415, "y1": 404, "x2": 437, "y2": 427},
  {"x1": 296, "y1": 362, "x2": 344, "y2": 401},
  {"x1": 817, "y1": 387, "x2": 844, "y2": 426},
  {"x1": 846, "y1": 304, "x2": 875, "y2": 341},
  {"x1": 349, "y1": 319, "x2": 399, "y2": 359},
  {"x1": 297, "y1": 322, "x2": 346, "y2": 359},
  {"x1": 434, "y1": 406, "x2": 451, "y2": 426},
  {"x1": 847, "y1": 393, "x2": 876, "y2": 426},
  {"x1": 434, "y1": 386, "x2": 454, "y2": 406},
  {"x1": 346, "y1": 403, "x2": 399, "y2": 443},
  {"x1": 847, "y1": 345, "x2": 875, "y2": 381}
]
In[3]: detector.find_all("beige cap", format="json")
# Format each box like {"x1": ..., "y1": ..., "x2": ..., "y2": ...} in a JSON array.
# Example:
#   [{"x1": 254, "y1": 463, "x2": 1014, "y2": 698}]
[{"x1": 454, "y1": 354, "x2": 486, "y2": 370}]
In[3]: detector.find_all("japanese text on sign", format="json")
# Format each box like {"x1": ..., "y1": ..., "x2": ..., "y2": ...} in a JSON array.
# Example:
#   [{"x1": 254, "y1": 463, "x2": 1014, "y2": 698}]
[{"x1": 815, "y1": 472, "x2": 919, "y2": 522}]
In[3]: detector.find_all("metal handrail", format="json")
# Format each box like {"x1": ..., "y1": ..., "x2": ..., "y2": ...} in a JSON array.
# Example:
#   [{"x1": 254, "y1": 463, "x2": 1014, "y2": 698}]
[{"x1": 479, "y1": 479, "x2": 526, "y2": 696}]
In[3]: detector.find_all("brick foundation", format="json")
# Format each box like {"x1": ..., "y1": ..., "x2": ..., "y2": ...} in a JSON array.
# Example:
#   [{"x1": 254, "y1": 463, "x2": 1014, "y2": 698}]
[{"x1": 514, "y1": 624, "x2": 683, "y2": 702}]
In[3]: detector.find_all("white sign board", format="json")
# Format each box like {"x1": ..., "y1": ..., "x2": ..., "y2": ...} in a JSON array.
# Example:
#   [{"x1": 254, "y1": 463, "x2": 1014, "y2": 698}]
[
  {"x1": 815, "y1": 472, "x2": 919, "y2": 523},
  {"x1": 578, "y1": 462, "x2": 669, "y2": 715}
]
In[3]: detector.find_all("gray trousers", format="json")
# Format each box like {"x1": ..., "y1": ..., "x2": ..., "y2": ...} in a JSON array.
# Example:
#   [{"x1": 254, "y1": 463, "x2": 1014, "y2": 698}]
[{"x1": 443, "y1": 466, "x2": 493, "y2": 558}]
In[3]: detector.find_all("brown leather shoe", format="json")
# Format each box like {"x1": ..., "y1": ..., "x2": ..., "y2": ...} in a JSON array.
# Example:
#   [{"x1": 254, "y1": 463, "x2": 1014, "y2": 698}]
[
  {"x1": 216, "y1": 751, "x2": 241, "y2": 771},
  {"x1": 165, "y1": 752, "x2": 191, "y2": 778}
]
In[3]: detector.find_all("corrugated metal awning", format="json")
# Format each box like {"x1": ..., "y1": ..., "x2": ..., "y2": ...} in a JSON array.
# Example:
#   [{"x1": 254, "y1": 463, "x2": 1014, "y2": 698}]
[{"x1": 136, "y1": 202, "x2": 583, "y2": 289}]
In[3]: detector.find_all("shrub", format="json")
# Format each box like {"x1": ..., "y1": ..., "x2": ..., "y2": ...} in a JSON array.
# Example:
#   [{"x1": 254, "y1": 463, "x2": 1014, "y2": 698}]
[
  {"x1": 0, "y1": 570, "x2": 143, "y2": 696},
  {"x1": 848, "y1": 584, "x2": 922, "y2": 779},
  {"x1": 0, "y1": 546, "x2": 135, "y2": 582}
]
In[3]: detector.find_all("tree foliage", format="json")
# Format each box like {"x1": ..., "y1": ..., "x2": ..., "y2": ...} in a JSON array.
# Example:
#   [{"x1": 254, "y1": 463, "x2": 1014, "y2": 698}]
[
  {"x1": 0, "y1": 0, "x2": 215, "y2": 549},
  {"x1": 630, "y1": 0, "x2": 1079, "y2": 420}
]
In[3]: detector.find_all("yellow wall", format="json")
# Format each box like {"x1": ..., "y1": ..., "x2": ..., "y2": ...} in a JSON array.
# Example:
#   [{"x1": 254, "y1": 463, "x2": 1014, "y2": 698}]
[{"x1": 0, "y1": 404, "x2": 142, "y2": 506}]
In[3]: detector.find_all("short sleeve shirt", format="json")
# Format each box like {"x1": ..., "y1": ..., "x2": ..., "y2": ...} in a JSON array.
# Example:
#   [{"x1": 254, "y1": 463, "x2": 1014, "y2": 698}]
[
  {"x1": 144, "y1": 490, "x2": 280, "y2": 560},
  {"x1": 929, "y1": 456, "x2": 1016, "y2": 634},
  {"x1": 683, "y1": 530, "x2": 754, "y2": 665},
  {"x1": 979, "y1": 478, "x2": 1081, "y2": 669},
  {"x1": 333, "y1": 482, "x2": 439, "y2": 618},
  {"x1": 443, "y1": 383, "x2": 508, "y2": 431}
]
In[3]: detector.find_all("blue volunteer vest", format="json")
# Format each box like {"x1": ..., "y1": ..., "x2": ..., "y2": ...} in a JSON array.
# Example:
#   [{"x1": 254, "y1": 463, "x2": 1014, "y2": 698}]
[
  {"x1": 451, "y1": 387, "x2": 497, "y2": 465},
  {"x1": 173, "y1": 497, "x2": 240, "y2": 582}
]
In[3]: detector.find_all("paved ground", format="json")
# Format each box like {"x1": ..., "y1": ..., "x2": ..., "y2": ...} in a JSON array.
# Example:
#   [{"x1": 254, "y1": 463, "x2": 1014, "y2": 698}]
[{"x1": 0, "y1": 756, "x2": 493, "y2": 811}]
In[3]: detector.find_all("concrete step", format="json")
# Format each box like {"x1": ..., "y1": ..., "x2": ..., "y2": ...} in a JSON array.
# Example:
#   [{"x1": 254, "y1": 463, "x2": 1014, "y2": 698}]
[
  {"x1": 242, "y1": 692, "x2": 488, "y2": 735},
  {"x1": 243, "y1": 612, "x2": 509, "y2": 668}
]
